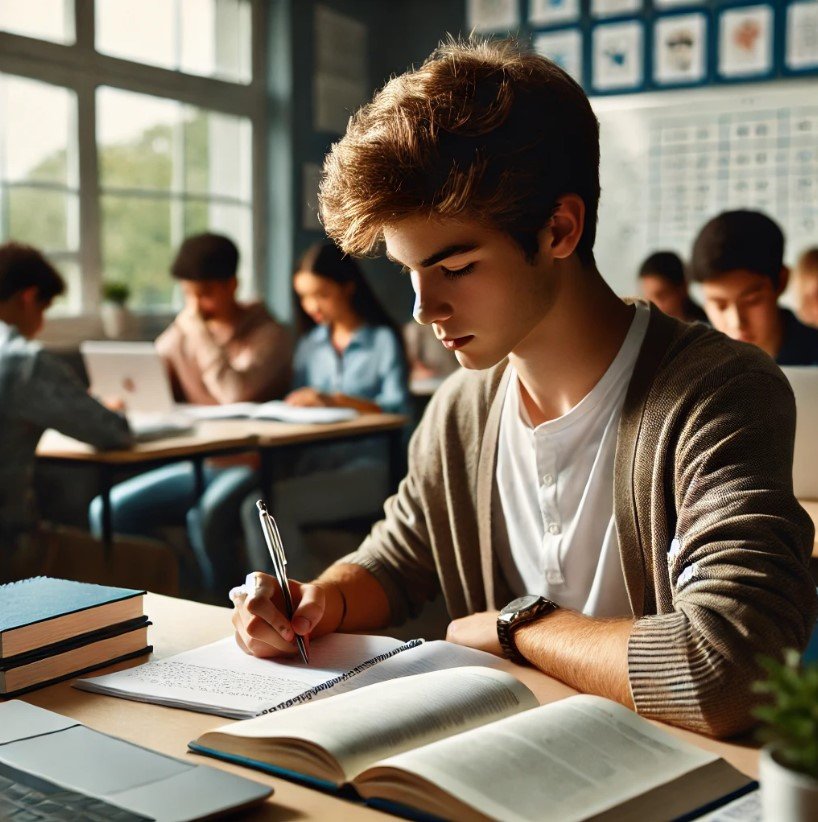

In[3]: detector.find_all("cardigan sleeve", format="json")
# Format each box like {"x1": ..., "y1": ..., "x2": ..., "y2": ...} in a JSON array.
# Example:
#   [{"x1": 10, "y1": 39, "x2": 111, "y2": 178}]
[{"x1": 628, "y1": 367, "x2": 817, "y2": 738}]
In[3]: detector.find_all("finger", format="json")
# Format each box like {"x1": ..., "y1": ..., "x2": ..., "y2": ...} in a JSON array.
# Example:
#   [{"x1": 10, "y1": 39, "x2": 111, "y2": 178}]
[
  {"x1": 243, "y1": 574, "x2": 296, "y2": 643},
  {"x1": 290, "y1": 582, "x2": 326, "y2": 636},
  {"x1": 233, "y1": 605, "x2": 295, "y2": 657}
]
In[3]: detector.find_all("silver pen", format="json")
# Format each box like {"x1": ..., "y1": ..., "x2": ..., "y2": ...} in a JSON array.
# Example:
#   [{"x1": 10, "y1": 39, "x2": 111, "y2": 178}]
[{"x1": 256, "y1": 499, "x2": 310, "y2": 664}]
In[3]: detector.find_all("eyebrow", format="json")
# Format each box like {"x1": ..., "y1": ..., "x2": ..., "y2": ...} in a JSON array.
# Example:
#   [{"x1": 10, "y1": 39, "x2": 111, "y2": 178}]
[{"x1": 386, "y1": 243, "x2": 479, "y2": 270}]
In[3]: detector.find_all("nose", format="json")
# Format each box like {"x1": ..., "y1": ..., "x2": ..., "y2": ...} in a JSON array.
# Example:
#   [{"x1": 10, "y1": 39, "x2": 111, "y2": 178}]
[
  {"x1": 725, "y1": 304, "x2": 745, "y2": 334},
  {"x1": 411, "y1": 271, "x2": 453, "y2": 326}
]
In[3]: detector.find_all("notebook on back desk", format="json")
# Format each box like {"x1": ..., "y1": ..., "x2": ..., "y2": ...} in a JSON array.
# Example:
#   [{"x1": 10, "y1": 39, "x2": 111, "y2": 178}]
[{"x1": 781, "y1": 366, "x2": 818, "y2": 499}]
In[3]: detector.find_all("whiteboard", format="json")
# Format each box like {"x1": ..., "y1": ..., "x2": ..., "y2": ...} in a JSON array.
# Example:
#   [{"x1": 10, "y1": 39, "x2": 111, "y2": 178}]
[{"x1": 591, "y1": 78, "x2": 818, "y2": 298}]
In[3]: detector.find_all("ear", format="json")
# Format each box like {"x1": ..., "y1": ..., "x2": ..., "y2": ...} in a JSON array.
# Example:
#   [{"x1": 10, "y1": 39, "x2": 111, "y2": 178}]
[
  {"x1": 776, "y1": 266, "x2": 789, "y2": 298},
  {"x1": 19, "y1": 285, "x2": 40, "y2": 307},
  {"x1": 542, "y1": 194, "x2": 586, "y2": 261}
]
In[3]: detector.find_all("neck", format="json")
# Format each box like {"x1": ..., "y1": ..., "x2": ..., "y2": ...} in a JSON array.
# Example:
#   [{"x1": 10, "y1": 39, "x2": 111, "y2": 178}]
[
  {"x1": 511, "y1": 262, "x2": 635, "y2": 426},
  {"x1": 330, "y1": 310, "x2": 363, "y2": 342},
  {"x1": 0, "y1": 302, "x2": 22, "y2": 332}
]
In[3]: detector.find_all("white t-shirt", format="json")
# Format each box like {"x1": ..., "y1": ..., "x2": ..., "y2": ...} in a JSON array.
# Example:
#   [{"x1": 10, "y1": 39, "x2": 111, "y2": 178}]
[{"x1": 494, "y1": 303, "x2": 650, "y2": 617}]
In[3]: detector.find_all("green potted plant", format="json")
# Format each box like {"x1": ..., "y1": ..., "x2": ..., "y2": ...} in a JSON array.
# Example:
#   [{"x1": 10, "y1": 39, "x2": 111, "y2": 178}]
[
  {"x1": 100, "y1": 280, "x2": 132, "y2": 339},
  {"x1": 753, "y1": 648, "x2": 818, "y2": 821}
]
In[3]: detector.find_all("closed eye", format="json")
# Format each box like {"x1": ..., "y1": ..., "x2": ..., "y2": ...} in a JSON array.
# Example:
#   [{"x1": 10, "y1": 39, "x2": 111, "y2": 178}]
[{"x1": 441, "y1": 262, "x2": 475, "y2": 279}]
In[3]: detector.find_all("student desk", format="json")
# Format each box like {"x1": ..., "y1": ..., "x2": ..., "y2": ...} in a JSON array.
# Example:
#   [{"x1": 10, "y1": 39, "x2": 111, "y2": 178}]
[
  {"x1": 18, "y1": 593, "x2": 760, "y2": 820},
  {"x1": 36, "y1": 415, "x2": 408, "y2": 550}
]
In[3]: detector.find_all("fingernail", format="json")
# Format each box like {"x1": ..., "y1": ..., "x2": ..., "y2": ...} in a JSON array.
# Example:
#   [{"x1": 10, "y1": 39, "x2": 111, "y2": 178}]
[{"x1": 292, "y1": 616, "x2": 310, "y2": 635}]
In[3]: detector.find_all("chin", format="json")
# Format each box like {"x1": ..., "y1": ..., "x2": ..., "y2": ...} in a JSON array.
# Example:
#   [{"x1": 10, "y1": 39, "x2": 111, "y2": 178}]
[{"x1": 456, "y1": 349, "x2": 508, "y2": 371}]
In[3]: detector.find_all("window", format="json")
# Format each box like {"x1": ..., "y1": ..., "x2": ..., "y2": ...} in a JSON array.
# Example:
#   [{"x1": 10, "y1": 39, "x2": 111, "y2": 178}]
[
  {"x1": 97, "y1": 88, "x2": 252, "y2": 309},
  {"x1": 95, "y1": 0, "x2": 251, "y2": 84},
  {"x1": 0, "y1": 0, "x2": 260, "y2": 319},
  {"x1": 0, "y1": 74, "x2": 81, "y2": 312},
  {"x1": 0, "y1": 0, "x2": 75, "y2": 45}
]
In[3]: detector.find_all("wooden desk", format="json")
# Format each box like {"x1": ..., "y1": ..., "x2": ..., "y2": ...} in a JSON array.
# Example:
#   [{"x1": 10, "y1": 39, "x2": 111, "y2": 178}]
[{"x1": 19, "y1": 594, "x2": 759, "y2": 821}]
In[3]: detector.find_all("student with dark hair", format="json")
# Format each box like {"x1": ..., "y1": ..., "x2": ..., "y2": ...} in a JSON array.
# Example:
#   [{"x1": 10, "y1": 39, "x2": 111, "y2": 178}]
[
  {"x1": 232, "y1": 40, "x2": 815, "y2": 738},
  {"x1": 637, "y1": 251, "x2": 707, "y2": 324},
  {"x1": 793, "y1": 247, "x2": 818, "y2": 329},
  {"x1": 240, "y1": 241, "x2": 409, "y2": 579},
  {"x1": 0, "y1": 242, "x2": 131, "y2": 581},
  {"x1": 689, "y1": 210, "x2": 818, "y2": 365},
  {"x1": 89, "y1": 232, "x2": 291, "y2": 592}
]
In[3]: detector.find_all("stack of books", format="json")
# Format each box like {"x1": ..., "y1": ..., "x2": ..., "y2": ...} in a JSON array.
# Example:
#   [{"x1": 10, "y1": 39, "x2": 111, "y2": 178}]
[{"x1": 0, "y1": 576, "x2": 151, "y2": 696}]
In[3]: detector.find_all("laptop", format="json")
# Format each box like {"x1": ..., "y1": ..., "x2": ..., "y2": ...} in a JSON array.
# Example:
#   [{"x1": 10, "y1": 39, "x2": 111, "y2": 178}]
[
  {"x1": 781, "y1": 366, "x2": 818, "y2": 499},
  {"x1": 80, "y1": 341, "x2": 194, "y2": 440}
]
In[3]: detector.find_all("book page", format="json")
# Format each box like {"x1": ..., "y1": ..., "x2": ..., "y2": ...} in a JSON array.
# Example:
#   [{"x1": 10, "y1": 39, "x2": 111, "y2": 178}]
[
  {"x1": 75, "y1": 634, "x2": 405, "y2": 718},
  {"x1": 202, "y1": 667, "x2": 537, "y2": 782},
  {"x1": 366, "y1": 694, "x2": 727, "y2": 822}
]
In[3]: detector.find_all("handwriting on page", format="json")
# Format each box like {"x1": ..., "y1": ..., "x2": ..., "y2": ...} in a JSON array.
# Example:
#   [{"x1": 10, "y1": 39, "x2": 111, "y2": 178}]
[{"x1": 116, "y1": 661, "x2": 312, "y2": 701}]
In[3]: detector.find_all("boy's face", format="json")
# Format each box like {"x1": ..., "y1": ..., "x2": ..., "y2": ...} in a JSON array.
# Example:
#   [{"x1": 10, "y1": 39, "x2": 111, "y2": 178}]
[
  {"x1": 383, "y1": 215, "x2": 556, "y2": 371},
  {"x1": 701, "y1": 268, "x2": 783, "y2": 356},
  {"x1": 16, "y1": 286, "x2": 51, "y2": 339},
  {"x1": 639, "y1": 274, "x2": 688, "y2": 321},
  {"x1": 180, "y1": 277, "x2": 238, "y2": 321}
]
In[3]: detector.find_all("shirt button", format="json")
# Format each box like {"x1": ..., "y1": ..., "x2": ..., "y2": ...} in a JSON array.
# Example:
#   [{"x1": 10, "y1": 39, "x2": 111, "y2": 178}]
[
  {"x1": 546, "y1": 570, "x2": 564, "y2": 585},
  {"x1": 548, "y1": 523, "x2": 561, "y2": 536},
  {"x1": 542, "y1": 473, "x2": 554, "y2": 487}
]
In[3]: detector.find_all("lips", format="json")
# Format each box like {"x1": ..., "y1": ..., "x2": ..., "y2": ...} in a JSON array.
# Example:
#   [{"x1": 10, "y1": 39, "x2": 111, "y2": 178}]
[{"x1": 440, "y1": 335, "x2": 474, "y2": 351}]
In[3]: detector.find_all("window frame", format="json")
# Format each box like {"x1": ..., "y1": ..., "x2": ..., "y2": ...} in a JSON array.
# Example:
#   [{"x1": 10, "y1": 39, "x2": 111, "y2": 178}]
[{"x1": 0, "y1": 0, "x2": 267, "y2": 330}]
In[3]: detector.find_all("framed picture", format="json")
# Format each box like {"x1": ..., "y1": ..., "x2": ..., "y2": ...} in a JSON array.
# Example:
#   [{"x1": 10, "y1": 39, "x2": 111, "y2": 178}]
[
  {"x1": 592, "y1": 20, "x2": 644, "y2": 91},
  {"x1": 653, "y1": 0, "x2": 704, "y2": 7},
  {"x1": 528, "y1": 0, "x2": 580, "y2": 28},
  {"x1": 654, "y1": 13, "x2": 708, "y2": 86},
  {"x1": 534, "y1": 29, "x2": 583, "y2": 85},
  {"x1": 718, "y1": 5, "x2": 775, "y2": 79},
  {"x1": 591, "y1": 0, "x2": 642, "y2": 20},
  {"x1": 466, "y1": 0, "x2": 520, "y2": 32},
  {"x1": 786, "y1": 1, "x2": 818, "y2": 72}
]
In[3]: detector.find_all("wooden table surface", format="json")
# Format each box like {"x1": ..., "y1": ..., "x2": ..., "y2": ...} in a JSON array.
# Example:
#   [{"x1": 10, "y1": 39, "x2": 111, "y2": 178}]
[{"x1": 18, "y1": 593, "x2": 760, "y2": 820}]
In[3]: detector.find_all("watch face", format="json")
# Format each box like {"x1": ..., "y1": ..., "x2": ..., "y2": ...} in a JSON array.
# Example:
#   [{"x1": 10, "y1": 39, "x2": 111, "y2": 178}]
[{"x1": 501, "y1": 595, "x2": 540, "y2": 616}]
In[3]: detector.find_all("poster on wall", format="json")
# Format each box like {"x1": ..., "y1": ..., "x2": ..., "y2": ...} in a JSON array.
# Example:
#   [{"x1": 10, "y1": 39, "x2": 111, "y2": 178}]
[
  {"x1": 592, "y1": 21, "x2": 643, "y2": 91},
  {"x1": 529, "y1": 0, "x2": 580, "y2": 27},
  {"x1": 718, "y1": 5, "x2": 774, "y2": 79},
  {"x1": 467, "y1": 0, "x2": 519, "y2": 32},
  {"x1": 591, "y1": 0, "x2": 643, "y2": 20},
  {"x1": 654, "y1": 13, "x2": 707, "y2": 85},
  {"x1": 786, "y1": 1, "x2": 818, "y2": 71},
  {"x1": 534, "y1": 29, "x2": 583, "y2": 84}
]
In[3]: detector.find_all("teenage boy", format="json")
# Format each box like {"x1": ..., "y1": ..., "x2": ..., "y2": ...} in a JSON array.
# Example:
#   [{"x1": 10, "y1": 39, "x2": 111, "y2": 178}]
[
  {"x1": 793, "y1": 247, "x2": 818, "y2": 329},
  {"x1": 89, "y1": 232, "x2": 291, "y2": 591},
  {"x1": 689, "y1": 210, "x2": 818, "y2": 365},
  {"x1": 637, "y1": 250, "x2": 707, "y2": 323},
  {"x1": 232, "y1": 40, "x2": 816, "y2": 737},
  {"x1": 0, "y1": 242, "x2": 132, "y2": 581}
]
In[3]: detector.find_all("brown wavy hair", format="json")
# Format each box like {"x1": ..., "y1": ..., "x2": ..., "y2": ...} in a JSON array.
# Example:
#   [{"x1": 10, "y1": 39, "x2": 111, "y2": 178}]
[{"x1": 319, "y1": 37, "x2": 600, "y2": 265}]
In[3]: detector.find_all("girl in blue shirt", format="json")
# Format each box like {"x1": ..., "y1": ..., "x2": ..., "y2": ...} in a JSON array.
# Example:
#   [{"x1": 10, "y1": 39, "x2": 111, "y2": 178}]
[{"x1": 240, "y1": 242, "x2": 409, "y2": 579}]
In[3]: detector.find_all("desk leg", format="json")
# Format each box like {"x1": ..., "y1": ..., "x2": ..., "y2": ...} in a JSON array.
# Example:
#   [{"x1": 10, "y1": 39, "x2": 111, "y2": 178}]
[{"x1": 99, "y1": 463, "x2": 113, "y2": 557}]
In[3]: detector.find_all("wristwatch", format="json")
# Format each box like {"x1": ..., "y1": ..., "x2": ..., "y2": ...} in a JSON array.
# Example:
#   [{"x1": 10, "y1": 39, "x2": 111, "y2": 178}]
[{"x1": 497, "y1": 595, "x2": 559, "y2": 665}]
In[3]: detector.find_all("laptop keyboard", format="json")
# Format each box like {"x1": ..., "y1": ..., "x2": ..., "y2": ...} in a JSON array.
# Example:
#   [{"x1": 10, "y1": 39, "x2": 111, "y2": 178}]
[{"x1": 0, "y1": 760, "x2": 151, "y2": 821}]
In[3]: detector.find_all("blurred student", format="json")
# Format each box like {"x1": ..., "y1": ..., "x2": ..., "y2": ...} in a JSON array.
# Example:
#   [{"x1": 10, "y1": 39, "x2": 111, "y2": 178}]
[
  {"x1": 404, "y1": 321, "x2": 459, "y2": 382},
  {"x1": 0, "y1": 242, "x2": 131, "y2": 581},
  {"x1": 690, "y1": 210, "x2": 818, "y2": 365},
  {"x1": 793, "y1": 247, "x2": 818, "y2": 329},
  {"x1": 637, "y1": 251, "x2": 707, "y2": 324},
  {"x1": 89, "y1": 233, "x2": 291, "y2": 591},
  {"x1": 240, "y1": 241, "x2": 408, "y2": 580}
]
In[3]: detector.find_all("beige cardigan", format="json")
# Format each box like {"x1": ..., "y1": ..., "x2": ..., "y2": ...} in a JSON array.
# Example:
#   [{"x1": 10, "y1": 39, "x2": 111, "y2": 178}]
[{"x1": 341, "y1": 305, "x2": 817, "y2": 736}]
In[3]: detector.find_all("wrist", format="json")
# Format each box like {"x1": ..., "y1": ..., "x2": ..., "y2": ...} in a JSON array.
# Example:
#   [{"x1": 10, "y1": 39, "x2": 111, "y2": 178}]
[
  {"x1": 497, "y1": 595, "x2": 559, "y2": 665},
  {"x1": 317, "y1": 581, "x2": 347, "y2": 632}
]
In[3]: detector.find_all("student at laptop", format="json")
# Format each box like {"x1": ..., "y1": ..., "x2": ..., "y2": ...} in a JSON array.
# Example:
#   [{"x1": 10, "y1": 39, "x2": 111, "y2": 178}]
[
  {"x1": 793, "y1": 247, "x2": 818, "y2": 329},
  {"x1": 231, "y1": 39, "x2": 816, "y2": 737},
  {"x1": 89, "y1": 233, "x2": 291, "y2": 592},
  {"x1": 689, "y1": 210, "x2": 818, "y2": 365},
  {"x1": 240, "y1": 241, "x2": 408, "y2": 580},
  {"x1": 0, "y1": 242, "x2": 131, "y2": 581},
  {"x1": 637, "y1": 250, "x2": 707, "y2": 324}
]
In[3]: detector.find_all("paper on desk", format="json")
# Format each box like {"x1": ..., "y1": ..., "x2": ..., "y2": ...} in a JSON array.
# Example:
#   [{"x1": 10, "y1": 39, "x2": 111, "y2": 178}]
[{"x1": 75, "y1": 634, "x2": 405, "y2": 719}]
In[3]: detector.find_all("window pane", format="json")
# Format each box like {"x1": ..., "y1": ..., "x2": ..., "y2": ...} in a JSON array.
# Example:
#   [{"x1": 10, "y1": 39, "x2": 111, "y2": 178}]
[
  {"x1": 101, "y1": 195, "x2": 173, "y2": 309},
  {"x1": 0, "y1": 0, "x2": 74, "y2": 44},
  {"x1": 97, "y1": 88, "x2": 176, "y2": 190},
  {"x1": 96, "y1": 0, "x2": 251, "y2": 83},
  {"x1": 184, "y1": 110, "x2": 252, "y2": 199},
  {"x1": 49, "y1": 259, "x2": 82, "y2": 315},
  {"x1": 0, "y1": 75, "x2": 75, "y2": 185},
  {"x1": 194, "y1": 201, "x2": 253, "y2": 291},
  {"x1": 7, "y1": 188, "x2": 76, "y2": 251}
]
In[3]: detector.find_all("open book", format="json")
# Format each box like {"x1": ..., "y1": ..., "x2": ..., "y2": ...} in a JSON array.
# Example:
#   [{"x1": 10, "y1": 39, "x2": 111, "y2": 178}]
[
  {"x1": 189, "y1": 667, "x2": 755, "y2": 822},
  {"x1": 183, "y1": 400, "x2": 358, "y2": 424},
  {"x1": 75, "y1": 634, "x2": 504, "y2": 719}
]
